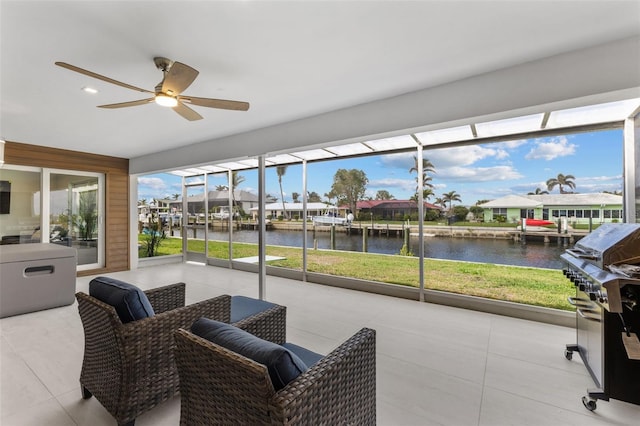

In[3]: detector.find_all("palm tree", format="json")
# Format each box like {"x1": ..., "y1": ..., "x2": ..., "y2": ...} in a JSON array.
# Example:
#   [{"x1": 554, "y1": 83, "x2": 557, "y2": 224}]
[
  {"x1": 231, "y1": 171, "x2": 245, "y2": 216},
  {"x1": 410, "y1": 188, "x2": 434, "y2": 203},
  {"x1": 528, "y1": 187, "x2": 549, "y2": 195},
  {"x1": 409, "y1": 155, "x2": 436, "y2": 192},
  {"x1": 375, "y1": 190, "x2": 395, "y2": 200},
  {"x1": 546, "y1": 173, "x2": 576, "y2": 194},
  {"x1": 172, "y1": 193, "x2": 180, "y2": 200},
  {"x1": 442, "y1": 190, "x2": 462, "y2": 210},
  {"x1": 215, "y1": 184, "x2": 228, "y2": 191},
  {"x1": 324, "y1": 191, "x2": 335, "y2": 205},
  {"x1": 276, "y1": 165, "x2": 288, "y2": 218}
]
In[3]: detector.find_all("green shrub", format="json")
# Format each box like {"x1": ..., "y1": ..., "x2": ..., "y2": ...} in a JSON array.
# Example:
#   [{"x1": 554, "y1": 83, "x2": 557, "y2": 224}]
[
  {"x1": 452, "y1": 206, "x2": 469, "y2": 222},
  {"x1": 424, "y1": 209, "x2": 441, "y2": 221},
  {"x1": 140, "y1": 214, "x2": 165, "y2": 257},
  {"x1": 399, "y1": 243, "x2": 414, "y2": 257}
]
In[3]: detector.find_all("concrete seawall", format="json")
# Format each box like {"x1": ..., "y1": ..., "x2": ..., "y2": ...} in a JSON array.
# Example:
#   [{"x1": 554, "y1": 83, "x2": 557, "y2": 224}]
[
  {"x1": 265, "y1": 221, "x2": 588, "y2": 242},
  {"x1": 192, "y1": 219, "x2": 589, "y2": 244}
]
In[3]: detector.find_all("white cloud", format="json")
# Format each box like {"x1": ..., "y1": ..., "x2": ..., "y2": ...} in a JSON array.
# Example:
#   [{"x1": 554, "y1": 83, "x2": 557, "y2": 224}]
[
  {"x1": 432, "y1": 183, "x2": 447, "y2": 190},
  {"x1": 494, "y1": 149, "x2": 510, "y2": 160},
  {"x1": 525, "y1": 136, "x2": 576, "y2": 160},
  {"x1": 579, "y1": 174, "x2": 623, "y2": 183},
  {"x1": 364, "y1": 189, "x2": 377, "y2": 199},
  {"x1": 137, "y1": 177, "x2": 167, "y2": 191},
  {"x1": 379, "y1": 152, "x2": 418, "y2": 169},
  {"x1": 437, "y1": 165, "x2": 523, "y2": 182},
  {"x1": 511, "y1": 181, "x2": 549, "y2": 193},
  {"x1": 579, "y1": 183, "x2": 622, "y2": 193},
  {"x1": 369, "y1": 177, "x2": 415, "y2": 193},
  {"x1": 494, "y1": 139, "x2": 528, "y2": 149},
  {"x1": 509, "y1": 175, "x2": 623, "y2": 194},
  {"x1": 380, "y1": 142, "x2": 522, "y2": 171},
  {"x1": 467, "y1": 186, "x2": 514, "y2": 201},
  {"x1": 575, "y1": 174, "x2": 623, "y2": 193},
  {"x1": 428, "y1": 146, "x2": 503, "y2": 167}
]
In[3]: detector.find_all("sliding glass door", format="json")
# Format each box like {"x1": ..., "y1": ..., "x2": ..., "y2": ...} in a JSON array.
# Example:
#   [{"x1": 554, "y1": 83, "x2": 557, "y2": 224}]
[
  {"x1": 47, "y1": 170, "x2": 104, "y2": 269},
  {"x1": 183, "y1": 174, "x2": 207, "y2": 263}
]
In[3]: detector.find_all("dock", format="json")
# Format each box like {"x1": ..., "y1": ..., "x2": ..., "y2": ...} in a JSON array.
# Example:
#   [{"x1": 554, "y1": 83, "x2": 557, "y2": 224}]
[
  {"x1": 508, "y1": 229, "x2": 588, "y2": 245},
  {"x1": 175, "y1": 219, "x2": 590, "y2": 244}
]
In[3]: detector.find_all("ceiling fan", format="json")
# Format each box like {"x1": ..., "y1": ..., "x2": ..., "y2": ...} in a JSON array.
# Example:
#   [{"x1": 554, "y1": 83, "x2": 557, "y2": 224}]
[{"x1": 55, "y1": 57, "x2": 249, "y2": 121}]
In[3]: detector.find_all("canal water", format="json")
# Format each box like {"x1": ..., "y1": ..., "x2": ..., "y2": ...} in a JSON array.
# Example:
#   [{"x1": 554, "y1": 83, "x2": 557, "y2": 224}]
[{"x1": 179, "y1": 228, "x2": 566, "y2": 269}]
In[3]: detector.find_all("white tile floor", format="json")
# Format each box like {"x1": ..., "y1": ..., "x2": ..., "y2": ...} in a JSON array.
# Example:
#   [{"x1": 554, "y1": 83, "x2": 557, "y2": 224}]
[{"x1": 2, "y1": 262, "x2": 640, "y2": 425}]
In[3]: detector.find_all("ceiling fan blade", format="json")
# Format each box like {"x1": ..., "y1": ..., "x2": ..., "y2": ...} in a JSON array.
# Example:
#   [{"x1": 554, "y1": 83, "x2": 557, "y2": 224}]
[
  {"x1": 173, "y1": 101, "x2": 203, "y2": 121},
  {"x1": 162, "y1": 62, "x2": 199, "y2": 96},
  {"x1": 180, "y1": 95, "x2": 250, "y2": 111},
  {"x1": 55, "y1": 62, "x2": 153, "y2": 94},
  {"x1": 98, "y1": 98, "x2": 155, "y2": 109}
]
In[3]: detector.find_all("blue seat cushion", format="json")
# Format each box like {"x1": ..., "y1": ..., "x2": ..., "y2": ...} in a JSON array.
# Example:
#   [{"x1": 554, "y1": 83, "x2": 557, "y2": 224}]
[
  {"x1": 89, "y1": 276, "x2": 155, "y2": 323},
  {"x1": 230, "y1": 295, "x2": 278, "y2": 323},
  {"x1": 282, "y1": 342, "x2": 323, "y2": 368},
  {"x1": 192, "y1": 317, "x2": 308, "y2": 391}
]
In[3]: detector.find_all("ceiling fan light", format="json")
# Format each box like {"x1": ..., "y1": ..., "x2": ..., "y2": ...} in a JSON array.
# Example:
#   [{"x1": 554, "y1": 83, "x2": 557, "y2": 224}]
[
  {"x1": 155, "y1": 94, "x2": 178, "y2": 107},
  {"x1": 81, "y1": 86, "x2": 98, "y2": 94}
]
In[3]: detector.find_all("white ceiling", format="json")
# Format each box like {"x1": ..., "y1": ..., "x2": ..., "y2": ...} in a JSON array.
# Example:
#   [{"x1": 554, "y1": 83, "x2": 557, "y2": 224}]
[{"x1": 2, "y1": 1, "x2": 640, "y2": 160}]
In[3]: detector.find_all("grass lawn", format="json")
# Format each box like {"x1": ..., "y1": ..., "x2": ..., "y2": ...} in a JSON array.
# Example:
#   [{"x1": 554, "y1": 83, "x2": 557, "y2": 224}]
[{"x1": 140, "y1": 235, "x2": 572, "y2": 311}]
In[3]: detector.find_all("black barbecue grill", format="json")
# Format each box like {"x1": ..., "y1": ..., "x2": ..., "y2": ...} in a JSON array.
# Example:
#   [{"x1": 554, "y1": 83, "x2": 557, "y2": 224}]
[{"x1": 561, "y1": 223, "x2": 640, "y2": 411}]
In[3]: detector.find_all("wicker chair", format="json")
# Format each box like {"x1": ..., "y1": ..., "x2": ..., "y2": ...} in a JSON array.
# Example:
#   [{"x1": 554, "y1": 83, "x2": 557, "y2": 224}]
[
  {"x1": 174, "y1": 324, "x2": 376, "y2": 425},
  {"x1": 76, "y1": 283, "x2": 286, "y2": 426}
]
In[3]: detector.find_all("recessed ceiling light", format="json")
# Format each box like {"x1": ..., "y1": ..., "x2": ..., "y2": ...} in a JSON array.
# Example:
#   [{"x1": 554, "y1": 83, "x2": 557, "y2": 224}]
[{"x1": 81, "y1": 86, "x2": 98, "y2": 94}]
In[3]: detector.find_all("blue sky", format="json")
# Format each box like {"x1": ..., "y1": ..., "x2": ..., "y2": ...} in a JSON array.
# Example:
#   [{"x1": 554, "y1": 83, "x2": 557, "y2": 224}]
[{"x1": 138, "y1": 128, "x2": 623, "y2": 206}]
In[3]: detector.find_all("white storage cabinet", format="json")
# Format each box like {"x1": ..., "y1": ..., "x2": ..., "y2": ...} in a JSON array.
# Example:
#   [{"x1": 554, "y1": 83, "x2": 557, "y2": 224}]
[{"x1": 0, "y1": 243, "x2": 77, "y2": 318}]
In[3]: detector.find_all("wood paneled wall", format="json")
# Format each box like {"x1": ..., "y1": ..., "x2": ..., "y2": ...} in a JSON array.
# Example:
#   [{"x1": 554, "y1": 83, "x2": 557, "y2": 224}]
[{"x1": 4, "y1": 141, "x2": 130, "y2": 276}]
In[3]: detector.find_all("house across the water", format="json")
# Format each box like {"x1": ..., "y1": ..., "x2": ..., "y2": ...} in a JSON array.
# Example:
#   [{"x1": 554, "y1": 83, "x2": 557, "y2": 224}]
[
  {"x1": 250, "y1": 202, "x2": 340, "y2": 220},
  {"x1": 478, "y1": 193, "x2": 623, "y2": 224},
  {"x1": 355, "y1": 200, "x2": 443, "y2": 221}
]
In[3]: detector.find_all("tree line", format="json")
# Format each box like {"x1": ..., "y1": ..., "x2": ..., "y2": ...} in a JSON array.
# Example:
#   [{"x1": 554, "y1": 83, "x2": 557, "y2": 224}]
[{"x1": 141, "y1": 163, "x2": 593, "y2": 223}]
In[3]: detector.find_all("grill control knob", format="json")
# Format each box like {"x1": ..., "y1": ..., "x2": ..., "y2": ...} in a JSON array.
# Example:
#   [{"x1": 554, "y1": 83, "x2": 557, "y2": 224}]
[
  {"x1": 589, "y1": 292, "x2": 597, "y2": 301},
  {"x1": 579, "y1": 283, "x2": 586, "y2": 292}
]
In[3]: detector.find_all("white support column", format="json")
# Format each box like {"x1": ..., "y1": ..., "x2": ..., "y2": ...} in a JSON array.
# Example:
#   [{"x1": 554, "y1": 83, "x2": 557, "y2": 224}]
[
  {"x1": 302, "y1": 160, "x2": 308, "y2": 282},
  {"x1": 258, "y1": 156, "x2": 267, "y2": 300},
  {"x1": 623, "y1": 114, "x2": 639, "y2": 223},
  {"x1": 203, "y1": 173, "x2": 209, "y2": 258},
  {"x1": 411, "y1": 135, "x2": 426, "y2": 302},
  {"x1": 129, "y1": 174, "x2": 139, "y2": 269},
  {"x1": 227, "y1": 169, "x2": 233, "y2": 267},
  {"x1": 181, "y1": 176, "x2": 187, "y2": 258},
  {"x1": 418, "y1": 144, "x2": 425, "y2": 302},
  {"x1": 41, "y1": 169, "x2": 51, "y2": 244}
]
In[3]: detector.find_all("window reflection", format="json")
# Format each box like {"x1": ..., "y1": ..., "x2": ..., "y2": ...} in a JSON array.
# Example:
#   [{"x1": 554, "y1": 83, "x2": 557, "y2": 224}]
[
  {"x1": 0, "y1": 168, "x2": 41, "y2": 245},
  {"x1": 50, "y1": 173, "x2": 100, "y2": 265}
]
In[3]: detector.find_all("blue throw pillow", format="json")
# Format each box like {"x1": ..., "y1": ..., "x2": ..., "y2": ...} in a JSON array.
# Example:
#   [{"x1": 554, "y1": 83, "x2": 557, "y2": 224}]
[
  {"x1": 192, "y1": 317, "x2": 308, "y2": 391},
  {"x1": 89, "y1": 276, "x2": 155, "y2": 323}
]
